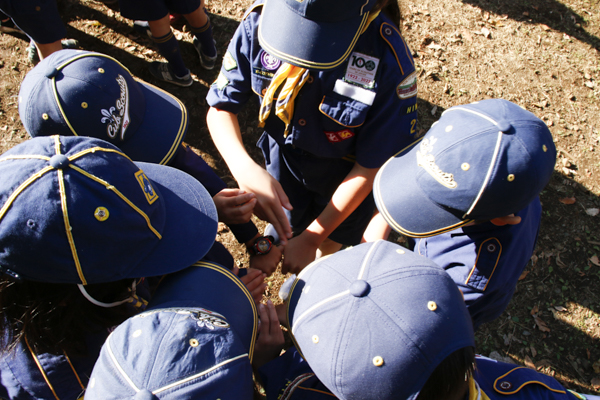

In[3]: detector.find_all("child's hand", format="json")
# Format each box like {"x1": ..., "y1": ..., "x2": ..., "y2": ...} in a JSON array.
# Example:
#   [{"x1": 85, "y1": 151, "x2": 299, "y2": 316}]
[
  {"x1": 252, "y1": 300, "x2": 285, "y2": 368},
  {"x1": 212, "y1": 188, "x2": 257, "y2": 225},
  {"x1": 281, "y1": 233, "x2": 319, "y2": 275},
  {"x1": 236, "y1": 164, "x2": 293, "y2": 245},
  {"x1": 234, "y1": 267, "x2": 267, "y2": 303},
  {"x1": 249, "y1": 244, "x2": 283, "y2": 276}
]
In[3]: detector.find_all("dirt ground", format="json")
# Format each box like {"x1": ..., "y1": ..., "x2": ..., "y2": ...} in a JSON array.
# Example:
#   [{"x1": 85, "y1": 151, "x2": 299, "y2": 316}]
[{"x1": 1, "y1": 0, "x2": 599, "y2": 395}]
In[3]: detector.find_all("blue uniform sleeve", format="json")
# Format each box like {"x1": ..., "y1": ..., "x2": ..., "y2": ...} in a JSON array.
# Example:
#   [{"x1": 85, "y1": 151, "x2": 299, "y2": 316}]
[{"x1": 206, "y1": 2, "x2": 262, "y2": 114}]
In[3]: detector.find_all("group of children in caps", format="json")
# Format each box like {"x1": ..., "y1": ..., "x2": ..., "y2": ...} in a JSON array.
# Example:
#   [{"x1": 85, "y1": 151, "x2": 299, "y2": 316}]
[{"x1": 0, "y1": 0, "x2": 597, "y2": 399}]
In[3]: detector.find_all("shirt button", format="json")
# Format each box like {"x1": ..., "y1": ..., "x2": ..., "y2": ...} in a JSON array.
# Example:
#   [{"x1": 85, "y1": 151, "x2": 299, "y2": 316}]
[
  {"x1": 307, "y1": 76, "x2": 314, "y2": 84},
  {"x1": 262, "y1": 88, "x2": 267, "y2": 95},
  {"x1": 298, "y1": 119, "x2": 306, "y2": 126}
]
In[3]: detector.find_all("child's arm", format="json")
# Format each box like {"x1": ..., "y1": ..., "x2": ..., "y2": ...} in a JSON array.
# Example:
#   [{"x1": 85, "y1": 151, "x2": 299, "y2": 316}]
[
  {"x1": 361, "y1": 211, "x2": 392, "y2": 243},
  {"x1": 207, "y1": 107, "x2": 293, "y2": 245},
  {"x1": 282, "y1": 162, "x2": 378, "y2": 274}
]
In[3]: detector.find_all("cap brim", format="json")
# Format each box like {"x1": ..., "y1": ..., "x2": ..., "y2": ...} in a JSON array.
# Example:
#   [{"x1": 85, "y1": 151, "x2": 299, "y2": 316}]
[
  {"x1": 148, "y1": 263, "x2": 258, "y2": 360},
  {"x1": 128, "y1": 162, "x2": 218, "y2": 277},
  {"x1": 258, "y1": 0, "x2": 369, "y2": 70},
  {"x1": 373, "y1": 142, "x2": 471, "y2": 238},
  {"x1": 119, "y1": 81, "x2": 187, "y2": 165}
]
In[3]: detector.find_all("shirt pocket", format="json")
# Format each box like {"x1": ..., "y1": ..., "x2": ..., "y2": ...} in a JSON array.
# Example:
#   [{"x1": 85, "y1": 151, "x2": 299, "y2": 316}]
[
  {"x1": 464, "y1": 238, "x2": 502, "y2": 291},
  {"x1": 319, "y1": 93, "x2": 370, "y2": 129}
]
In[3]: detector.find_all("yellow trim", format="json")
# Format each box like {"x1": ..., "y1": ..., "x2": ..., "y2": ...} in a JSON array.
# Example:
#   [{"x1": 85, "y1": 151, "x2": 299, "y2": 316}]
[
  {"x1": 69, "y1": 164, "x2": 162, "y2": 240},
  {"x1": 465, "y1": 238, "x2": 501, "y2": 291},
  {"x1": 379, "y1": 22, "x2": 415, "y2": 75},
  {"x1": 63, "y1": 351, "x2": 85, "y2": 391},
  {"x1": 58, "y1": 167, "x2": 87, "y2": 285},
  {"x1": 0, "y1": 165, "x2": 54, "y2": 223},
  {"x1": 493, "y1": 367, "x2": 566, "y2": 395},
  {"x1": 0, "y1": 155, "x2": 51, "y2": 162},
  {"x1": 151, "y1": 29, "x2": 174, "y2": 43},
  {"x1": 257, "y1": 0, "x2": 369, "y2": 70},
  {"x1": 137, "y1": 79, "x2": 187, "y2": 165},
  {"x1": 191, "y1": 261, "x2": 259, "y2": 362},
  {"x1": 68, "y1": 146, "x2": 133, "y2": 162},
  {"x1": 24, "y1": 336, "x2": 61, "y2": 400},
  {"x1": 242, "y1": 2, "x2": 264, "y2": 20}
]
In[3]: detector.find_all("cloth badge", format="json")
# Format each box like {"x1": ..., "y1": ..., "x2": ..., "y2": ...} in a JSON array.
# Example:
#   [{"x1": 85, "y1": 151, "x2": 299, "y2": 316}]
[
  {"x1": 223, "y1": 51, "x2": 238, "y2": 71},
  {"x1": 324, "y1": 129, "x2": 355, "y2": 143},
  {"x1": 344, "y1": 52, "x2": 379, "y2": 88},
  {"x1": 260, "y1": 50, "x2": 282, "y2": 71},
  {"x1": 135, "y1": 170, "x2": 158, "y2": 204},
  {"x1": 396, "y1": 71, "x2": 418, "y2": 99},
  {"x1": 215, "y1": 72, "x2": 229, "y2": 90}
]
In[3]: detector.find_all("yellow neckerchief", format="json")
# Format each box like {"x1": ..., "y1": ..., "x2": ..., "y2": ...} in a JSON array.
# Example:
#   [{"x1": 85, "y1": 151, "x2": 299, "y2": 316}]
[
  {"x1": 257, "y1": 10, "x2": 381, "y2": 135},
  {"x1": 468, "y1": 375, "x2": 491, "y2": 400}
]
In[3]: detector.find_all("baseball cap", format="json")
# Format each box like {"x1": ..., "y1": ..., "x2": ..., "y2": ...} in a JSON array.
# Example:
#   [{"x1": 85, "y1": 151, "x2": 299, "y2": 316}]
[
  {"x1": 86, "y1": 262, "x2": 258, "y2": 399},
  {"x1": 0, "y1": 136, "x2": 218, "y2": 284},
  {"x1": 18, "y1": 49, "x2": 187, "y2": 165},
  {"x1": 374, "y1": 99, "x2": 557, "y2": 238},
  {"x1": 258, "y1": 0, "x2": 378, "y2": 70},
  {"x1": 286, "y1": 240, "x2": 475, "y2": 400}
]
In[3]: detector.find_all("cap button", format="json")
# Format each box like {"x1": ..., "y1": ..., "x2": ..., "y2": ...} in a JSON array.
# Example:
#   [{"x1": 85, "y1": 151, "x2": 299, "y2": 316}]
[
  {"x1": 349, "y1": 280, "x2": 370, "y2": 297},
  {"x1": 49, "y1": 154, "x2": 70, "y2": 169},
  {"x1": 45, "y1": 66, "x2": 59, "y2": 78},
  {"x1": 497, "y1": 120, "x2": 512, "y2": 133}
]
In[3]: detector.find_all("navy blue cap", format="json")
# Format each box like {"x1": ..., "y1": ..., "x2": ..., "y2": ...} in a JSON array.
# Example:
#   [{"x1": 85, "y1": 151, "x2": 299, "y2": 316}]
[
  {"x1": 0, "y1": 136, "x2": 217, "y2": 284},
  {"x1": 374, "y1": 99, "x2": 557, "y2": 237},
  {"x1": 287, "y1": 240, "x2": 475, "y2": 400},
  {"x1": 86, "y1": 263, "x2": 257, "y2": 399},
  {"x1": 18, "y1": 50, "x2": 187, "y2": 165},
  {"x1": 258, "y1": 0, "x2": 377, "y2": 70}
]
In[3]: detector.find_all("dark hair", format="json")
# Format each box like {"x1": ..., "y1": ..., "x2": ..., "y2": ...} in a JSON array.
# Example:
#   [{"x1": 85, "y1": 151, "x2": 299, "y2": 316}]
[
  {"x1": 373, "y1": 0, "x2": 403, "y2": 29},
  {"x1": 416, "y1": 346, "x2": 475, "y2": 400},
  {"x1": 0, "y1": 277, "x2": 137, "y2": 357}
]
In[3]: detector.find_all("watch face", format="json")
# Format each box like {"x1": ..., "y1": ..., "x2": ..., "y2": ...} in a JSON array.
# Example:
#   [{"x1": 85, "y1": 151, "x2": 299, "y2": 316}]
[{"x1": 256, "y1": 238, "x2": 271, "y2": 253}]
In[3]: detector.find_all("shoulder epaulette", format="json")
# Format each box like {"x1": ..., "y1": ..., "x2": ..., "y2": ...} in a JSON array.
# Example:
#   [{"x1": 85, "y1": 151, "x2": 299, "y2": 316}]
[{"x1": 378, "y1": 21, "x2": 415, "y2": 76}]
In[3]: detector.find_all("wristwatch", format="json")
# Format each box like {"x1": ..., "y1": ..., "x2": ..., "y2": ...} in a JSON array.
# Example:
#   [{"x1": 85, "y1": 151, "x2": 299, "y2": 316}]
[{"x1": 249, "y1": 235, "x2": 275, "y2": 255}]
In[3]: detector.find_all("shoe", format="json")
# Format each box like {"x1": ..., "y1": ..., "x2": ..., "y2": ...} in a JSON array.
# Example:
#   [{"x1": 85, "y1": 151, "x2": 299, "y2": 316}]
[
  {"x1": 27, "y1": 38, "x2": 79, "y2": 65},
  {"x1": 193, "y1": 37, "x2": 217, "y2": 70},
  {"x1": 148, "y1": 61, "x2": 193, "y2": 87},
  {"x1": 133, "y1": 20, "x2": 152, "y2": 38},
  {"x1": 0, "y1": 18, "x2": 23, "y2": 34}
]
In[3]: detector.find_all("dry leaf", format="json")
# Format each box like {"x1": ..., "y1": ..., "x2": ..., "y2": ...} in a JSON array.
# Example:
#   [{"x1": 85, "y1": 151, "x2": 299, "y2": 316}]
[
  {"x1": 427, "y1": 42, "x2": 443, "y2": 51},
  {"x1": 590, "y1": 255, "x2": 600, "y2": 267},
  {"x1": 519, "y1": 270, "x2": 529, "y2": 280},
  {"x1": 592, "y1": 377, "x2": 600, "y2": 389},
  {"x1": 554, "y1": 305, "x2": 567, "y2": 312},
  {"x1": 431, "y1": 105, "x2": 438, "y2": 115},
  {"x1": 558, "y1": 197, "x2": 576, "y2": 205},
  {"x1": 594, "y1": 359, "x2": 600, "y2": 374},
  {"x1": 541, "y1": 24, "x2": 551, "y2": 31},
  {"x1": 534, "y1": 315, "x2": 551, "y2": 332},
  {"x1": 481, "y1": 27, "x2": 491, "y2": 38},
  {"x1": 585, "y1": 208, "x2": 599, "y2": 216},
  {"x1": 524, "y1": 355, "x2": 535, "y2": 369},
  {"x1": 530, "y1": 345, "x2": 537, "y2": 358},
  {"x1": 531, "y1": 304, "x2": 539, "y2": 315},
  {"x1": 556, "y1": 253, "x2": 567, "y2": 268},
  {"x1": 535, "y1": 359, "x2": 552, "y2": 370},
  {"x1": 523, "y1": 11, "x2": 530, "y2": 17}
]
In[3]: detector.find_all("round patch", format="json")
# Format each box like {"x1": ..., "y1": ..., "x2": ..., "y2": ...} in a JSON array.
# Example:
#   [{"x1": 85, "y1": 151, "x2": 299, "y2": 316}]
[
  {"x1": 95, "y1": 207, "x2": 110, "y2": 221},
  {"x1": 261, "y1": 51, "x2": 281, "y2": 71}
]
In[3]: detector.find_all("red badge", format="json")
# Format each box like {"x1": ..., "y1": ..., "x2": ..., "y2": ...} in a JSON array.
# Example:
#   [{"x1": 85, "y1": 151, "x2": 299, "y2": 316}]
[{"x1": 324, "y1": 129, "x2": 355, "y2": 143}]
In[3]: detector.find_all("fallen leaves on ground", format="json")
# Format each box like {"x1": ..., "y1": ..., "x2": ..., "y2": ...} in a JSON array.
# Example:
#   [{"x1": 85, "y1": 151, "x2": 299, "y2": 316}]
[{"x1": 559, "y1": 197, "x2": 577, "y2": 204}]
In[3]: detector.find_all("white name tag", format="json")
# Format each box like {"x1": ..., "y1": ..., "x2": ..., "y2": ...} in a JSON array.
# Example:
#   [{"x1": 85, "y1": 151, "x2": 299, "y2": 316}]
[{"x1": 333, "y1": 80, "x2": 376, "y2": 105}]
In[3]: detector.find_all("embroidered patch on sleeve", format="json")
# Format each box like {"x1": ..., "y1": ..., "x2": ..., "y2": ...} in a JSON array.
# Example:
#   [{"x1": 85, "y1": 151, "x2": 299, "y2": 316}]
[
  {"x1": 324, "y1": 129, "x2": 355, "y2": 143},
  {"x1": 344, "y1": 52, "x2": 379, "y2": 89},
  {"x1": 222, "y1": 51, "x2": 238, "y2": 71},
  {"x1": 214, "y1": 72, "x2": 229, "y2": 90},
  {"x1": 396, "y1": 71, "x2": 418, "y2": 99},
  {"x1": 135, "y1": 170, "x2": 158, "y2": 204}
]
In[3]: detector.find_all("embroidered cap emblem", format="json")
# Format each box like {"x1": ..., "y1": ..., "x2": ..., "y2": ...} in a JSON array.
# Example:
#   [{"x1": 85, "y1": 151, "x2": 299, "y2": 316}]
[
  {"x1": 135, "y1": 170, "x2": 158, "y2": 204},
  {"x1": 261, "y1": 51, "x2": 281, "y2": 71},
  {"x1": 100, "y1": 74, "x2": 131, "y2": 141},
  {"x1": 416, "y1": 136, "x2": 457, "y2": 188}
]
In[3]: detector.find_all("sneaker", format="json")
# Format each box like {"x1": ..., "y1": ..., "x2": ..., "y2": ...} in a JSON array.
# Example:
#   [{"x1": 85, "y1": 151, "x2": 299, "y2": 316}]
[
  {"x1": 193, "y1": 37, "x2": 217, "y2": 70},
  {"x1": 133, "y1": 20, "x2": 152, "y2": 38},
  {"x1": 0, "y1": 18, "x2": 23, "y2": 34},
  {"x1": 148, "y1": 61, "x2": 193, "y2": 87},
  {"x1": 27, "y1": 38, "x2": 79, "y2": 65}
]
